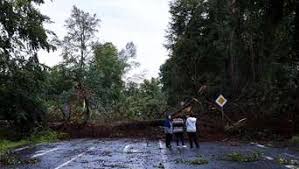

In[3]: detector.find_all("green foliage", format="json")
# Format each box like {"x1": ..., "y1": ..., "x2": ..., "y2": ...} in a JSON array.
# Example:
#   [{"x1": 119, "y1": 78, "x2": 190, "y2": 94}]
[
  {"x1": 289, "y1": 136, "x2": 299, "y2": 145},
  {"x1": 277, "y1": 156, "x2": 299, "y2": 166},
  {"x1": 160, "y1": 0, "x2": 298, "y2": 119},
  {"x1": 0, "y1": 151, "x2": 39, "y2": 165},
  {"x1": 29, "y1": 130, "x2": 69, "y2": 143},
  {"x1": 224, "y1": 151, "x2": 262, "y2": 162},
  {"x1": 0, "y1": 0, "x2": 56, "y2": 131},
  {"x1": 0, "y1": 139, "x2": 29, "y2": 154},
  {"x1": 0, "y1": 130, "x2": 68, "y2": 166},
  {"x1": 0, "y1": 1, "x2": 169, "y2": 134},
  {"x1": 0, "y1": 130, "x2": 69, "y2": 154},
  {"x1": 175, "y1": 156, "x2": 209, "y2": 165},
  {"x1": 119, "y1": 78, "x2": 167, "y2": 120},
  {"x1": 188, "y1": 156, "x2": 209, "y2": 165},
  {"x1": 61, "y1": 5, "x2": 100, "y2": 68},
  {"x1": 86, "y1": 42, "x2": 124, "y2": 111},
  {"x1": 46, "y1": 65, "x2": 76, "y2": 122},
  {"x1": 51, "y1": 6, "x2": 101, "y2": 124}
]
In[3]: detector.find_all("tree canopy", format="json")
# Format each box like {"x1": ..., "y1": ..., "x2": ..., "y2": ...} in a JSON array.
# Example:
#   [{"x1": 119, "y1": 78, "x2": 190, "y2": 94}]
[
  {"x1": 160, "y1": 0, "x2": 298, "y2": 125},
  {"x1": 0, "y1": 0, "x2": 55, "y2": 132}
]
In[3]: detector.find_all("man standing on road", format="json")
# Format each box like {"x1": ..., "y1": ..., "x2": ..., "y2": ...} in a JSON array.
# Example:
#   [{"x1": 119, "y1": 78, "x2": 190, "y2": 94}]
[
  {"x1": 164, "y1": 114, "x2": 173, "y2": 148},
  {"x1": 172, "y1": 117, "x2": 186, "y2": 147},
  {"x1": 186, "y1": 114, "x2": 199, "y2": 148}
]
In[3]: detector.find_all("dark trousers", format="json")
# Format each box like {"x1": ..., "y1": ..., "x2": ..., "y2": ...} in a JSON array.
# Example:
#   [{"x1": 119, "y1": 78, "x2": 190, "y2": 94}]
[
  {"x1": 165, "y1": 133, "x2": 172, "y2": 148},
  {"x1": 174, "y1": 132, "x2": 185, "y2": 146},
  {"x1": 187, "y1": 132, "x2": 199, "y2": 148}
]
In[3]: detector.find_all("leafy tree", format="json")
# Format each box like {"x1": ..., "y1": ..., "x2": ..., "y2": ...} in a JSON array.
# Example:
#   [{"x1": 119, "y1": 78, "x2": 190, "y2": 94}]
[
  {"x1": 46, "y1": 65, "x2": 75, "y2": 122},
  {"x1": 120, "y1": 78, "x2": 167, "y2": 120},
  {"x1": 0, "y1": 0, "x2": 55, "y2": 132},
  {"x1": 86, "y1": 42, "x2": 138, "y2": 118},
  {"x1": 59, "y1": 6, "x2": 100, "y2": 124},
  {"x1": 86, "y1": 42, "x2": 124, "y2": 112}
]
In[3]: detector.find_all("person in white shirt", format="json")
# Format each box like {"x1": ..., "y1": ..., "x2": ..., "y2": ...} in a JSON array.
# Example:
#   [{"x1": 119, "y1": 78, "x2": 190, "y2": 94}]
[{"x1": 186, "y1": 114, "x2": 199, "y2": 148}]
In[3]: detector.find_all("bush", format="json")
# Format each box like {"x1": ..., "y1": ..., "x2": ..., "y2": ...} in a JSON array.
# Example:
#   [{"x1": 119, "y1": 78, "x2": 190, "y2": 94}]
[
  {"x1": 0, "y1": 130, "x2": 69, "y2": 154},
  {"x1": 289, "y1": 136, "x2": 299, "y2": 145},
  {"x1": 224, "y1": 151, "x2": 262, "y2": 162},
  {"x1": 0, "y1": 140, "x2": 29, "y2": 154},
  {"x1": 30, "y1": 130, "x2": 69, "y2": 143},
  {"x1": 175, "y1": 156, "x2": 209, "y2": 165}
]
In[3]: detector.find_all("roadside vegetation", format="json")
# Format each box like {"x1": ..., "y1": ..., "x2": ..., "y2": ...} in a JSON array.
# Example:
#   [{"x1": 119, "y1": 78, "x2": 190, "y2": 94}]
[
  {"x1": 176, "y1": 155, "x2": 209, "y2": 165},
  {"x1": 0, "y1": 129, "x2": 69, "y2": 165},
  {"x1": 160, "y1": 0, "x2": 299, "y2": 137},
  {"x1": 0, "y1": 0, "x2": 299, "y2": 146},
  {"x1": 277, "y1": 156, "x2": 299, "y2": 166},
  {"x1": 289, "y1": 136, "x2": 299, "y2": 145},
  {"x1": 223, "y1": 151, "x2": 262, "y2": 162},
  {"x1": 0, "y1": 130, "x2": 69, "y2": 154}
]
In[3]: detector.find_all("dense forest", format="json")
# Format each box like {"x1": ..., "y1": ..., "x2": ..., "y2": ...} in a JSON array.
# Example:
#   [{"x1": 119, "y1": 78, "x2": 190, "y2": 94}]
[
  {"x1": 160, "y1": 0, "x2": 299, "y2": 133},
  {"x1": 0, "y1": 0, "x2": 299, "y2": 136}
]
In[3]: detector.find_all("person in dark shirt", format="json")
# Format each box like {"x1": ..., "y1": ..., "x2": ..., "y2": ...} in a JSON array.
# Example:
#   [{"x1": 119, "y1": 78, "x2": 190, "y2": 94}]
[
  {"x1": 172, "y1": 117, "x2": 186, "y2": 147},
  {"x1": 164, "y1": 114, "x2": 173, "y2": 148}
]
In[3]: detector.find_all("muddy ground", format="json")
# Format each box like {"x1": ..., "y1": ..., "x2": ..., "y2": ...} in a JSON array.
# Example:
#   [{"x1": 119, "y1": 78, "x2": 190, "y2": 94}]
[{"x1": 2, "y1": 138, "x2": 299, "y2": 169}]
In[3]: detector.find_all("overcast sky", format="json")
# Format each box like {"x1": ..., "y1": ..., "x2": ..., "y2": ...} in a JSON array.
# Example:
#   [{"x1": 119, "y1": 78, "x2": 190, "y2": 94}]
[{"x1": 38, "y1": 0, "x2": 171, "y2": 80}]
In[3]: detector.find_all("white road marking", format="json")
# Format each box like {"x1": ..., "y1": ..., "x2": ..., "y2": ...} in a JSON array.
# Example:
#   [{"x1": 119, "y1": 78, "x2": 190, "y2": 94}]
[
  {"x1": 159, "y1": 140, "x2": 170, "y2": 169},
  {"x1": 54, "y1": 152, "x2": 85, "y2": 169},
  {"x1": 264, "y1": 156, "x2": 274, "y2": 160},
  {"x1": 54, "y1": 146, "x2": 96, "y2": 169},
  {"x1": 31, "y1": 148, "x2": 59, "y2": 158},
  {"x1": 250, "y1": 142, "x2": 267, "y2": 148},
  {"x1": 123, "y1": 145, "x2": 131, "y2": 153},
  {"x1": 285, "y1": 165, "x2": 296, "y2": 169},
  {"x1": 123, "y1": 144, "x2": 141, "y2": 153},
  {"x1": 284, "y1": 153, "x2": 299, "y2": 159},
  {"x1": 88, "y1": 146, "x2": 95, "y2": 151},
  {"x1": 255, "y1": 143, "x2": 266, "y2": 148},
  {"x1": 13, "y1": 146, "x2": 30, "y2": 152}
]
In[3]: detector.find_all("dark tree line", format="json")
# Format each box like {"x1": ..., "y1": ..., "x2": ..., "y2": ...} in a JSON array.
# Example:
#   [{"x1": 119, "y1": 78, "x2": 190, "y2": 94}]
[{"x1": 160, "y1": 0, "x2": 299, "y2": 130}]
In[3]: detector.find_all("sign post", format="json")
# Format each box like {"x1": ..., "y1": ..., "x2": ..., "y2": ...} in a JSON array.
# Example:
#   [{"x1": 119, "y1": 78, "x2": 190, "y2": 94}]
[{"x1": 215, "y1": 94, "x2": 227, "y2": 123}]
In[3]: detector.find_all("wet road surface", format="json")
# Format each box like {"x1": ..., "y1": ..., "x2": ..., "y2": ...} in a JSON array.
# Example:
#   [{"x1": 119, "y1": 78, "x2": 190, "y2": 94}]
[{"x1": 3, "y1": 139, "x2": 299, "y2": 169}]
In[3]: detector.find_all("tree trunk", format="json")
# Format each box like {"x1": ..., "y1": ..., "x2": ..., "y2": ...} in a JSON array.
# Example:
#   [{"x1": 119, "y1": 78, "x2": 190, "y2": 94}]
[
  {"x1": 294, "y1": 0, "x2": 299, "y2": 133},
  {"x1": 295, "y1": 0, "x2": 299, "y2": 62},
  {"x1": 83, "y1": 98, "x2": 90, "y2": 124},
  {"x1": 59, "y1": 107, "x2": 66, "y2": 122},
  {"x1": 250, "y1": 33, "x2": 256, "y2": 82},
  {"x1": 228, "y1": 0, "x2": 241, "y2": 94}
]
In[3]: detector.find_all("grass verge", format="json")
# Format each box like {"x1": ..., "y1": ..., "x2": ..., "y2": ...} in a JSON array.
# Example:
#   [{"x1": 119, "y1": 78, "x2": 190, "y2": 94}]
[{"x1": 0, "y1": 130, "x2": 69, "y2": 165}]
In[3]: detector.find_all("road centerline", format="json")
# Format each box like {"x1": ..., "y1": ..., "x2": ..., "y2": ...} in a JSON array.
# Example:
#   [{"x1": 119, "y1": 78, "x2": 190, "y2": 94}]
[
  {"x1": 13, "y1": 146, "x2": 30, "y2": 153},
  {"x1": 53, "y1": 146, "x2": 96, "y2": 169},
  {"x1": 53, "y1": 152, "x2": 85, "y2": 169},
  {"x1": 31, "y1": 148, "x2": 59, "y2": 158}
]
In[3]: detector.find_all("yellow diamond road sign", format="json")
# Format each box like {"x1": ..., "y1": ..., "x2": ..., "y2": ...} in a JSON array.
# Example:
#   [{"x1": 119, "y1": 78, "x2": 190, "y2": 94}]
[{"x1": 216, "y1": 94, "x2": 227, "y2": 107}]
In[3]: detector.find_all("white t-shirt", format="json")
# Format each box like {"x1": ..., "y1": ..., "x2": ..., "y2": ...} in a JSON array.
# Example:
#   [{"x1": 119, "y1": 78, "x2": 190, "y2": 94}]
[{"x1": 186, "y1": 117, "x2": 197, "y2": 132}]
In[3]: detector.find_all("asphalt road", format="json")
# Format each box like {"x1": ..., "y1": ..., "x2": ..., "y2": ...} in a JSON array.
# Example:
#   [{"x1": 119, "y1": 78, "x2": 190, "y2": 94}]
[{"x1": 3, "y1": 138, "x2": 299, "y2": 169}]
